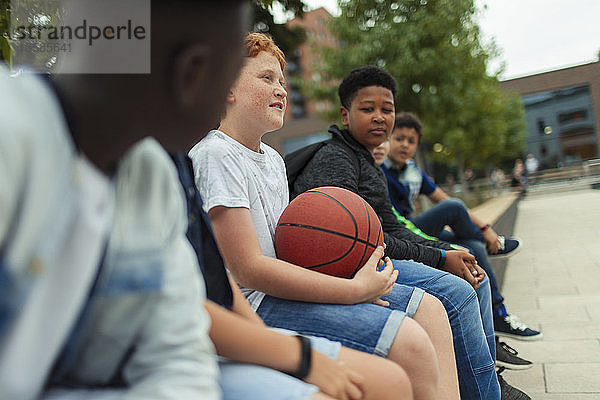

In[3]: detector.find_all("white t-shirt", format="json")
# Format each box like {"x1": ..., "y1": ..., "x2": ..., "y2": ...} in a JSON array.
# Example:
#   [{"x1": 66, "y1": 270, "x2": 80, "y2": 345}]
[{"x1": 189, "y1": 130, "x2": 288, "y2": 309}]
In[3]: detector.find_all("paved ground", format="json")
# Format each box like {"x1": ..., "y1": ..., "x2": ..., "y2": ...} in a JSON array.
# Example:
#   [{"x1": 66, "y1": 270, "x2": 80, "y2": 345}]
[{"x1": 499, "y1": 187, "x2": 600, "y2": 399}]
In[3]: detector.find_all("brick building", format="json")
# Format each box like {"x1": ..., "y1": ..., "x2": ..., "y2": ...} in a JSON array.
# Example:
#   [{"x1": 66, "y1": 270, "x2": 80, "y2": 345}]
[
  {"x1": 263, "y1": 7, "x2": 337, "y2": 154},
  {"x1": 500, "y1": 61, "x2": 600, "y2": 168}
]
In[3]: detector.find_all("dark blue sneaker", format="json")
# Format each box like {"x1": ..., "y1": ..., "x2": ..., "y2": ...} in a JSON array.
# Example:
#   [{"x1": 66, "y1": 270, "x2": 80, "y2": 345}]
[
  {"x1": 490, "y1": 236, "x2": 522, "y2": 258},
  {"x1": 495, "y1": 314, "x2": 543, "y2": 341}
]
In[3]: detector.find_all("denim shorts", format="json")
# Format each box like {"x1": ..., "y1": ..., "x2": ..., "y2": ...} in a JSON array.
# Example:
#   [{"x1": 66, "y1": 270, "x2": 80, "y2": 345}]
[
  {"x1": 256, "y1": 283, "x2": 424, "y2": 357},
  {"x1": 219, "y1": 332, "x2": 341, "y2": 400}
]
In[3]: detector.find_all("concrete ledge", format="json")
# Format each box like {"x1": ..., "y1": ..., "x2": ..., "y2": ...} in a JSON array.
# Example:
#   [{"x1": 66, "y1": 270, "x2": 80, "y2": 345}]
[
  {"x1": 470, "y1": 193, "x2": 520, "y2": 289},
  {"x1": 470, "y1": 192, "x2": 519, "y2": 225}
]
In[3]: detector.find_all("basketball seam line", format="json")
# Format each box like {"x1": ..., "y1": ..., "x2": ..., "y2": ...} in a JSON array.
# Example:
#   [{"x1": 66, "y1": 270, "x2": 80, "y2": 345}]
[
  {"x1": 276, "y1": 223, "x2": 378, "y2": 248},
  {"x1": 281, "y1": 189, "x2": 366, "y2": 272},
  {"x1": 353, "y1": 199, "x2": 373, "y2": 277},
  {"x1": 297, "y1": 189, "x2": 362, "y2": 270}
]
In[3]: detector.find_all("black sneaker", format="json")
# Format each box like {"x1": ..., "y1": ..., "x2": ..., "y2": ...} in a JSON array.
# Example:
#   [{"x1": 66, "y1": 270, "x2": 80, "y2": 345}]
[
  {"x1": 495, "y1": 314, "x2": 543, "y2": 341},
  {"x1": 496, "y1": 339, "x2": 533, "y2": 370},
  {"x1": 489, "y1": 236, "x2": 522, "y2": 258},
  {"x1": 497, "y1": 367, "x2": 531, "y2": 400},
  {"x1": 496, "y1": 367, "x2": 531, "y2": 400}
]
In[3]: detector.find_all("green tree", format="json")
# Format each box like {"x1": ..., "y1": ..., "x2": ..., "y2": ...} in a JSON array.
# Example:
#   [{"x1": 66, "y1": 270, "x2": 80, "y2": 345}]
[
  {"x1": 312, "y1": 0, "x2": 527, "y2": 177},
  {"x1": 0, "y1": 0, "x2": 65, "y2": 70},
  {"x1": 252, "y1": 0, "x2": 306, "y2": 55},
  {"x1": 0, "y1": 0, "x2": 10, "y2": 66}
]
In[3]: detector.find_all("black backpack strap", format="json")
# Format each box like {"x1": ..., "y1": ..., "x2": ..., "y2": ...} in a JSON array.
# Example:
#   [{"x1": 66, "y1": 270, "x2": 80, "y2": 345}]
[
  {"x1": 284, "y1": 141, "x2": 328, "y2": 196},
  {"x1": 284, "y1": 136, "x2": 361, "y2": 200}
]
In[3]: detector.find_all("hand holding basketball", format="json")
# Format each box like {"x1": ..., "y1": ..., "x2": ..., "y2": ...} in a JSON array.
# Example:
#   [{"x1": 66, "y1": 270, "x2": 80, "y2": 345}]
[
  {"x1": 275, "y1": 186, "x2": 384, "y2": 279},
  {"x1": 352, "y1": 247, "x2": 398, "y2": 306}
]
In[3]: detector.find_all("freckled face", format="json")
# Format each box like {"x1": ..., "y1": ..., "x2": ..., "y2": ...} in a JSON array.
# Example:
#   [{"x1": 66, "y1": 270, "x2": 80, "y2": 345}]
[
  {"x1": 388, "y1": 127, "x2": 419, "y2": 167},
  {"x1": 231, "y1": 51, "x2": 287, "y2": 133},
  {"x1": 341, "y1": 85, "x2": 395, "y2": 151}
]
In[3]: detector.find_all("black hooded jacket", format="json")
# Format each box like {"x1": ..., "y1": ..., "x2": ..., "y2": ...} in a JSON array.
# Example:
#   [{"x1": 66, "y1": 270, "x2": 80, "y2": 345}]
[{"x1": 291, "y1": 125, "x2": 453, "y2": 269}]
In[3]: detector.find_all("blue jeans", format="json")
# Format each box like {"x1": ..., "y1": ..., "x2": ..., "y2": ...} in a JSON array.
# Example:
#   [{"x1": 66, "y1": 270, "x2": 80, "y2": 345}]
[
  {"x1": 43, "y1": 334, "x2": 340, "y2": 400},
  {"x1": 393, "y1": 259, "x2": 500, "y2": 400},
  {"x1": 412, "y1": 198, "x2": 506, "y2": 312},
  {"x1": 219, "y1": 332, "x2": 340, "y2": 400},
  {"x1": 256, "y1": 284, "x2": 424, "y2": 357}
]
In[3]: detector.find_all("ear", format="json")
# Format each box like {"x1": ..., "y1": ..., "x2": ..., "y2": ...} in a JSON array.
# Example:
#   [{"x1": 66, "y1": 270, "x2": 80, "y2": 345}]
[
  {"x1": 225, "y1": 89, "x2": 235, "y2": 104},
  {"x1": 172, "y1": 44, "x2": 211, "y2": 110},
  {"x1": 340, "y1": 106, "x2": 349, "y2": 126}
]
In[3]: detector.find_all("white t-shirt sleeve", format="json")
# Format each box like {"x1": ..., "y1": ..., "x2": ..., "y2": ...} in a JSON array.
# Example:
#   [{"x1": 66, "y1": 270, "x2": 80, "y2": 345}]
[
  {"x1": 114, "y1": 139, "x2": 220, "y2": 400},
  {"x1": 189, "y1": 136, "x2": 250, "y2": 213}
]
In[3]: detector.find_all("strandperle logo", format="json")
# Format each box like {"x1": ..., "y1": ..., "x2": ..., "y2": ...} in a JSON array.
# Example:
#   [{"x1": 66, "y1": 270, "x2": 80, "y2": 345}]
[
  {"x1": 9, "y1": 0, "x2": 150, "y2": 74},
  {"x1": 13, "y1": 19, "x2": 147, "y2": 46}
]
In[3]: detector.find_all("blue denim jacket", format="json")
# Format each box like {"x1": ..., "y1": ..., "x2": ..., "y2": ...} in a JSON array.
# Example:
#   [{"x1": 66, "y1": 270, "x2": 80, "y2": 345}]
[
  {"x1": 0, "y1": 67, "x2": 117, "y2": 398},
  {"x1": 47, "y1": 139, "x2": 220, "y2": 399},
  {"x1": 0, "y1": 258, "x2": 30, "y2": 341},
  {"x1": 1, "y1": 68, "x2": 218, "y2": 399},
  {"x1": 49, "y1": 246, "x2": 164, "y2": 386}
]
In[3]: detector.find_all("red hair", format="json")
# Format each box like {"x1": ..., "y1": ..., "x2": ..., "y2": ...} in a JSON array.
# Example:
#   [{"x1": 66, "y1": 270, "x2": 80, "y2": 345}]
[{"x1": 245, "y1": 32, "x2": 286, "y2": 70}]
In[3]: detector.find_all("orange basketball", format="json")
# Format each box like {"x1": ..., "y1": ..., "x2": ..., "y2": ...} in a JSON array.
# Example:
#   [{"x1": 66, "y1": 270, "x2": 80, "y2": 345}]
[{"x1": 275, "y1": 186, "x2": 384, "y2": 278}]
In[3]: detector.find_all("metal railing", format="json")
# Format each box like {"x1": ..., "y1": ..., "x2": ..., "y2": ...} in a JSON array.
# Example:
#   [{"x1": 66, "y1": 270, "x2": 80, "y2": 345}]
[{"x1": 431, "y1": 158, "x2": 600, "y2": 208}]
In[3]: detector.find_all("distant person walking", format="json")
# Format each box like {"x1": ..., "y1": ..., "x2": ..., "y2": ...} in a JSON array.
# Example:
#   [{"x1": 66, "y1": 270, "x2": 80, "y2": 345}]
[
  {"x1": 511, "y1": 159, "x2": 527, "y2": 194},
  {"x1": 525, "y1": 154, "x2": 539, "y2": 185},
  {"x1": 490, "y1": 167, "x2": 505, "y2": 195}
]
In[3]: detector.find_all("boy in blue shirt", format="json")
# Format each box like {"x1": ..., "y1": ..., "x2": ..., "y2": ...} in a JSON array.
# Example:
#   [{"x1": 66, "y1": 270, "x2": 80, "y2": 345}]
[{"x1": 381, "y1": 112, "x2": 542, "y2": 343}]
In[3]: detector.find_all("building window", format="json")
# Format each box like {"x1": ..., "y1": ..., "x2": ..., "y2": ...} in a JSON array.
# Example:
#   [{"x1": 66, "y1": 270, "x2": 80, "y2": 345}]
[{"x1": 558, "y1": 109, "x2": 587, "y2": 124}]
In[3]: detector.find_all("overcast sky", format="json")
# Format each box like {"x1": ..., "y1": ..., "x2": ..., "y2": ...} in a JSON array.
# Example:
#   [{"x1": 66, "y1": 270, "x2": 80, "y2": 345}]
[{"x1": 274, "y1": 0, "x2": 600, "y2": 80}]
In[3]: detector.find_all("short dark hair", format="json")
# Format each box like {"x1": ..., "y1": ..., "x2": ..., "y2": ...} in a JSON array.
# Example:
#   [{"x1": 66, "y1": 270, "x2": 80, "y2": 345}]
[
  {"x1": 394, "y1": 112, "x2": 423, "y2": 142},
  {"x1": 338, "y1": 66, "x2": 397, "y2": 109}
]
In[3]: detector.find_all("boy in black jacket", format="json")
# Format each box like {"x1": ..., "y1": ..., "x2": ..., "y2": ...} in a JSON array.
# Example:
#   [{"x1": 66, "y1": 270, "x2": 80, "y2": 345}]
[{"x1": 292, "y1": 65, "x2": 529, "y2": 400}]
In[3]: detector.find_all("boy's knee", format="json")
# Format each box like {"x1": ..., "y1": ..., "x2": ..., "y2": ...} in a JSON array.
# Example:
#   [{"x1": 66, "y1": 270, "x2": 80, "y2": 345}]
[
  {"x1": 379, "y1": 361, "x2": 413, "y2": 399},
  {"x1": 393, "y1": 318, "x2": 439, "y2": 394},
  {"x1": 394, "y1": 318, "x2": 436, "y2": 363},
  {"x1": 419, "y1": 293, "x2": 447, "y2": 320},
  {"x1": 440, "y1": 197, "x2": 470, "y2": 218},
  {"x1": 444, "y1": 197, "x2": 467, "y2": 210}
]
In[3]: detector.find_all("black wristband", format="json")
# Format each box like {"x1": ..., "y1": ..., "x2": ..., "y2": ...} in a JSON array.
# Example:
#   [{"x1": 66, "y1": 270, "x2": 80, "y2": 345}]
[{"x1": 290, "y1": 334, "x2": 312, "y2": 380}]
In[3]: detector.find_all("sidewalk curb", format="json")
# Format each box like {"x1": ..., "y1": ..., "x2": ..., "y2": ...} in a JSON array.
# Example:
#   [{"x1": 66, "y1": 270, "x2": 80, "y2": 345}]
[{"x1": 489, "y1": 197, "x2": 520, "y2": 289}]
